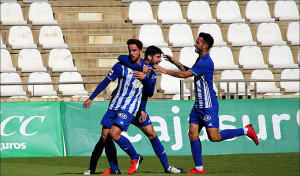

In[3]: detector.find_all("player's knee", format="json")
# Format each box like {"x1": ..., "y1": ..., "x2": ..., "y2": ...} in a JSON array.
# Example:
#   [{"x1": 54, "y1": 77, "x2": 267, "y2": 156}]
[
  {"x1": 208, "y1": 134, "x2": 221, "y2": 142},
  {"x1": 188, "y1": 130, "x2": 198, "y2": 141},
  {"x1": 109, "y1": 129, "x2": 120, "y2": 140},
  {"x1": 145, "y1": 131, "x2": 157, "y2": 140}
]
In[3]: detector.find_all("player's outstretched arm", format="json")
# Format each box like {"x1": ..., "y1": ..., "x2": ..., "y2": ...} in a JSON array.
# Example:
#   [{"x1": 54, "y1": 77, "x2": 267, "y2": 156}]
[
  {"x1": 154, "y1": 65, "x2": 193, "y2": 78},
  {"x1": 118, "y1": 55, "x2": 151, "y2": 74},
  {"x1": 163, "y1": 54, "x2": 190, "y2": 71}
]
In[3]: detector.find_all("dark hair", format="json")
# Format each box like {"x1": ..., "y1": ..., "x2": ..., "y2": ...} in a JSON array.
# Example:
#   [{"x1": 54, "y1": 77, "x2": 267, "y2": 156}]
[
  {"x1": 145, "y1": 45, "x2": 163, "y2": 60},
  {"x1": 198, "y1": 32, "x2": 214, "y2": 50},
  {"x1": 127, "y1": 39, "x2": 143, "y2": 50}
]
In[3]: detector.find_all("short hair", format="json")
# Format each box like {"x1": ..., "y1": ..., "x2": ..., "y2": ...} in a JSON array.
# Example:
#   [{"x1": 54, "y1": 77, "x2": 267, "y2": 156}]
[
  {"x1": 127, "y1": 39, "x2": 143, "y2": 50},
  {"x1": 145, "y1": 45, "x2": 163, "y2": 60},
  {"x1": 198, "y1": 32, "x2": 214, "y2": 50}
]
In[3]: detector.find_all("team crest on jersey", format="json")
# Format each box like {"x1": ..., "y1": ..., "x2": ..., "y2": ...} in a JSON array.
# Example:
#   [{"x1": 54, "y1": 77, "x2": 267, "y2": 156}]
[
  {"x1": 118, "y1": 113, "x2": 127, "y2": 119},
  {"x1": 203, "y1": 115, "x2": 212, "y2": 121},
  {"x1": 132, "y1": 79, "x2": 142, "y2": 88}
]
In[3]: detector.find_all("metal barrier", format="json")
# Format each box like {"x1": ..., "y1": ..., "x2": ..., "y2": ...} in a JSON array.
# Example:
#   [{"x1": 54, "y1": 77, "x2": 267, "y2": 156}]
[{"x1": 180, "y1": 79, "x2": 300, "y2": 100}]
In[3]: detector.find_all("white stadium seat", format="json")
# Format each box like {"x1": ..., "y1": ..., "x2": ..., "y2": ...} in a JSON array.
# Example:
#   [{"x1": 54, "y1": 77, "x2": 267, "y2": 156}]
[
  {"x1": 245, "y1": 1, "x2": 275, "y2": 23},
  {"x1": 0, "y1": 3, "x2": 27, "y2": 25},
  {"x1": 29, "y1": 2, "x2": 57, "y2": 25},
  {"x1": 59, "y1": 72, "x2": 88, "y2": 97},
  {"x1": 8, "y1": 26, "x2": 37, "y2": 49},
  {"x1": 39, "y1": 26, "x2": 68, "y2": 49},
  {"x1": 18, "y1": 49, "x2": 47, "y2": 72},
  {"x1": 220, "y1": 70, "x2": 249, "y2": 95},
  {"x1": 198, "y1": 24, "x2": 227, "y2": 46},
  {"x1": 0, "y1": 72, "x2": 27, "y2": 98},
  {"x1": 210, "y1": 47, "x2": 238, "y2": 70},
  {"x1": 187, "y1": 1, "x2": 216, "y2": 24},
  {"x1": 238, "y1": 46, "x2": 268, "y2": 70},
  {"x1": 28, "y1": 72, "x2": 58, "y2": 98},
  {"x1": 0, "y1": 49, "x2": 16, "y2": 72},
  {"x1": 286, "y1": 22, "x2": 299, "y2": 46},
  {"x1": 138, "y1": 25, "x2": 168, "y2": 47},
  {"x1": 249, "y1": 69, "x2": 281, "y2": 94},
  {"x1": 159, "y1": 47, "x2": 178, "y2": 71},
  {"x1": 160, "y1": 73, "x2": 188, "y2": 94},
  {"x1": 157, "y1": 1, "x2": 186, "y2": 24},
  {"x1": 280, "y1": 69, "x2": 300, "y2": 93},
  {"x1": 215, "y1": 1, "x2": 245, "y2": 23},
  {"x1": 179, "y1": 47, "x2": 198, "y2": 68},
  {"x1": 227, "y1": 23, "x2": 257, "y2": 46},
  {"x1": 268, "y1": 46, "x2": 298, "y2": 69},
  {"x1": 256, "y1": 23, "x2": 286, "y2": 46},
  {"x1": 168, "y1": 24, "x2": 194, "y2": 47},
  {"x1": 128, "y1": 1, "x2": 157, "y2": 24},
  {"x1": 273, "y1": 0, "x2": 300, "y2": 21},
  {"x1": 48, "y1": 49, "x2": 78, "y2": 72}
]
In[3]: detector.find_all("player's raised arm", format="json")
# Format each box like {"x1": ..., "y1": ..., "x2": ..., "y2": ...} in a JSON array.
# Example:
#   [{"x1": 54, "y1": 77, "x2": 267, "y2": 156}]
[
  {"x1": 163, "y1": 54, "x2": 190, "y2": 71},
  {"x1": 118, "y1": 55, "x2": 151, "y2": 74},
  {"x1": 154, "y1": 64, "x2": 193, "y2": 79}
]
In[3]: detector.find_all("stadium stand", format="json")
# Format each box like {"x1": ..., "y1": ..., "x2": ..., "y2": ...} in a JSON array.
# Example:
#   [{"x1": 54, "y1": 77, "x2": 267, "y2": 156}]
[
  {"x1": 138, "y1": 24, "x2": 168, "y2": 47},
  {"x1": 238, "y1": 46, "x2": 268, "y2": 70},
  {"x1": 0, "y1": 2, "x2": 27, "y2": 25},
  {"x1": 215, "y1": 1, "x2": 245, "y2": 23},
  {"x1": 28, "y1": 2, "x2": 57, "y2": 25},
  {"x1": 58, "y1": 72, "x2": 88, "y2": 97},
  {"x1": 256, "y1": 23, "x2": 286, "y2": 46},
  {"x1": 245, "y1": 1, "x2": 275, "y2": 23},
  {"x1": 157, "y1": 1, "x2": 186, "y2": 24},
  {"x1": 28, "y1": 72, "x2": 58, "y2": 98},
  {"x1": 268, "y1": 46, "x2": 298, "y2": 69},
  {"x1": 0, "y1": 49, "x2": 16, "y2": 73},
  {"x1": 159, "y1": 47, "x2": 178, "y2": 71},
  {"x1": 186, "y1": 1, "x2": 216, "y2": 24},
  {"x1": 280, "y1": 69, "x2": 300, "y2": 93},
  {"x1": 160, "y1": 73, "x2": 188, "y2": 94},
  {"x1": 128, "y1": 1, "x2": 157, "y2": 24},
  {"x1": 0, "y1": 72, "x2": 27, "y2": 98},
  {"x1": 227, "y1": 23, "x2": 257, "y2": 46},
  {"x1": 48, "y1": 49, "x2": 78, "y2": 72},
  {"x1": 210, "y1": 47, "x2": 238, "y2": 70},
  {"x1": 1, "y1": 33, "x2": 6, "y2": 49},
  {"x1": 168, "y1": 24, "x2": 194, "y2": 47},
  {"x1": 18, "y1": 49, "x2": 47, "y2": 72},
  {"x1": 197, "y1": 24, "x2": 227, "y2": 47},
  {"x1": 273, "y1": 0, "x2": 300, "y2": 21},
  {"x1": 220, "y1": 70, "x2": 250, "y2": 95},
  {"x1": 286, "y1": 22, "x2": 300, "y2": 46},
  {"x1": 8, "y1": 26, "x2": 37, "y2": 49},
  {"x1": 249, "y1": 69, "x2": 281, "y2": 95},
  {"x1": 39, "y1": 26, "x2": 68, "y2": 49}
]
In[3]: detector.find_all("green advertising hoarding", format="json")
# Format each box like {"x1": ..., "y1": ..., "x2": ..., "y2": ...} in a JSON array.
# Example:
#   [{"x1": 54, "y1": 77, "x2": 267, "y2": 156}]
[
  {"x1": 0, "y1": 102, "x2": 64, "y2": 158},
  {"x1": 61, "y1": 98, "x2": 299, "y2": 157}
]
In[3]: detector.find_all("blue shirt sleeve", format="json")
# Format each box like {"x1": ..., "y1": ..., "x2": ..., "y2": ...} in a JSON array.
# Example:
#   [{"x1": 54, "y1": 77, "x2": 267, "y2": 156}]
[
  {"x1": 89, "y1": 63, "x2": 122, "y2": 100},
  {"x1": 118, "y1": 55, "x2": 143, "y2": 72},
  {"x1": 189, "y1": 58, "x2": 212, "y2": 76}
]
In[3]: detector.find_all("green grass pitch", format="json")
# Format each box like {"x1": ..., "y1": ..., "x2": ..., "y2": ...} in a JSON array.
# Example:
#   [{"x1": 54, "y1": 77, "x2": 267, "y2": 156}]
[{"x1": 1, "y1": 153, "x2": 299, "y2": 176}]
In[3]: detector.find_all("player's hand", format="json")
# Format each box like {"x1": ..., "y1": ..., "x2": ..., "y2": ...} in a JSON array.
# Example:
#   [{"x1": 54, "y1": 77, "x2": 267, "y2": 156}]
[
  {"x1": 139, "y1": 111, "x2": 147, "y2": 122},
  {"x1": 163, "y1": 54, "x2": 176, "y2": 64},
  {"x1": 143, "y1": 65, "x2": 151, "y2": 75},
  {"x1": 83, "y1": 99, "x2": 92, "y2": 109},
  {"x1": 154, "y1": 65, "x2": 167, "y2": 74},
  {"x1": 133, "y1": 71, "x2": 146, "y2": 80}
]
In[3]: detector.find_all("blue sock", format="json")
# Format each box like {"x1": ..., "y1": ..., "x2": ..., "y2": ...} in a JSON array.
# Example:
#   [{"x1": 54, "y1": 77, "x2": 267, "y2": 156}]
[
  {"x1": 115, "y1": 135, "x2": 139, "y2": 160},
  {"x1": 220, "y1": 128, "x2": 245, "y2": 140},
  {"x1": 150, "y1": 136, "x2": 169, "y2": 170},
  {"x1": 105, "y1": 138, "x2": 120, "y2": 171},
  {"x1": 191, "y1": 139, "x2": 203, "y2": 167}
]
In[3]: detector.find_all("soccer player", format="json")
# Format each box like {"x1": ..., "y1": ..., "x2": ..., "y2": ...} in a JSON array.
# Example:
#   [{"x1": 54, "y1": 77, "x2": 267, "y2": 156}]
[
  {"x1": 83, "y1": 39, "x2": 154, "y2": 175},
  {"x1": 117, "y1": 45, "x2": 183, "y2": 174},
  {"x1": 154, "y1": 32, "x2": 259, "y2": 174}
]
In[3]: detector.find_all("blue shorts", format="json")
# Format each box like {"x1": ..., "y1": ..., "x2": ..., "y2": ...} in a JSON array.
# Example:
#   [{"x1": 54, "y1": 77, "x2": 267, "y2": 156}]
[
  {"x1": 189, "y1": 106, "x2": 219, "y2": 128},
  {"x1": 101, "y1": 109, "x2": 135, "y2": 132},
  {"x1": 131, "y1": 112, "x2": 152, "y2": 127}
]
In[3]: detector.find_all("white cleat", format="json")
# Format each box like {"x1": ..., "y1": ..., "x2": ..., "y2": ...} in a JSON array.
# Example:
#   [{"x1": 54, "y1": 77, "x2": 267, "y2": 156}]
[
  {"x1": 83, "y1": 169, "x2": 95, "y2": 175},
  {"x1": 165, "y1": 165, "x2": 183, "y2": 174}
]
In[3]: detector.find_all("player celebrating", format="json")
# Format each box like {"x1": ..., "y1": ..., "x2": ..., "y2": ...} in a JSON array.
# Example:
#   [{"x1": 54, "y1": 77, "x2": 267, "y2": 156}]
[
  {"x1": 154, "y1": 32, "x2": 259, "y2": 174},
  {"x1": 83, "y1": 39, "x2": 154, "y2": 175}
]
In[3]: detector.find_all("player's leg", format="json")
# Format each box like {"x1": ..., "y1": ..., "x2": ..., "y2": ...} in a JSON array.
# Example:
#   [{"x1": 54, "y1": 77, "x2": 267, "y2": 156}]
[
  {"x1": 84, "y1": 127, "x2": 110, "y2": 175},
  {"x1": 101, "y1": 135, "x2": 121, "y2": 175}
]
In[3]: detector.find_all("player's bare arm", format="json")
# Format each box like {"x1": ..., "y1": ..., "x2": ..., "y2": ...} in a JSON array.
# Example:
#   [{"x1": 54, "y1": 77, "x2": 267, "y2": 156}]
[
  {"x1": 154, "y1": 65, "x2": 193, "y2": 78},
  {"x1": 163, "y1": 54, "x2": 189, "y2": 71}
]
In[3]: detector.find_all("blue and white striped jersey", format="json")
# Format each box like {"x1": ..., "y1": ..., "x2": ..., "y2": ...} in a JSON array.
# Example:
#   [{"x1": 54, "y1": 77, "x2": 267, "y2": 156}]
[
  {"x1": 107, "y1": 60, "x2": 149, "y2": 116},
  {"x1": 189, "y1": 54, "x2": 218, "y2": 109}
]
